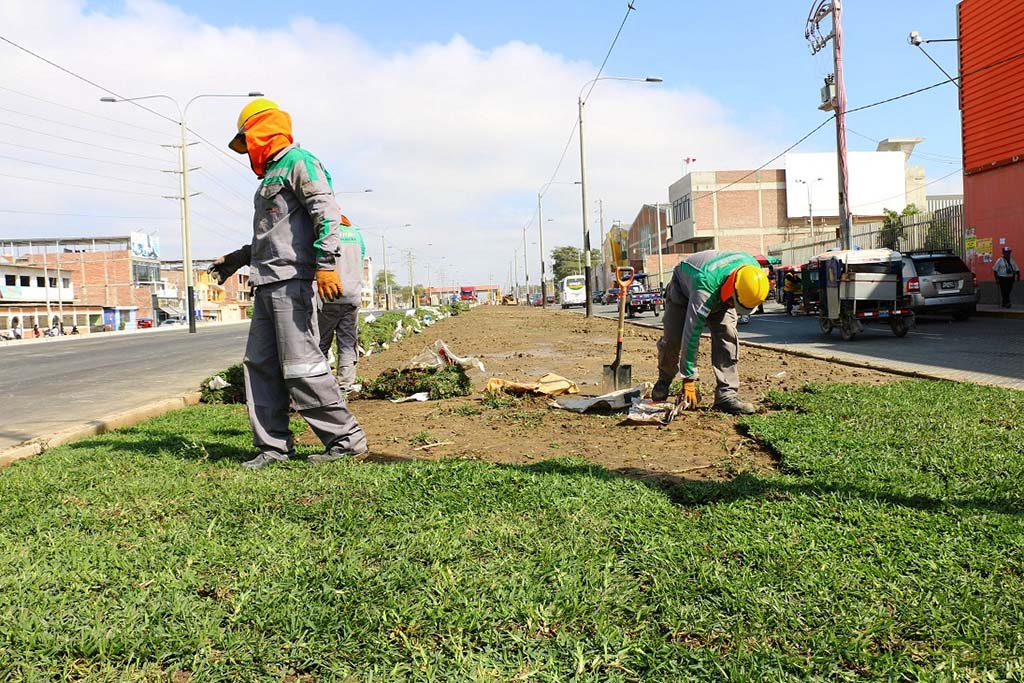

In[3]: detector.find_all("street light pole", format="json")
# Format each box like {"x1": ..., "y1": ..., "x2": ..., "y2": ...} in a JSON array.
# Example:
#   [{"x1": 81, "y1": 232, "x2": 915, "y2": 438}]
[
  {"x1": 537, "y1": 180, "x2": 580, "y2": 309},
  {"x1": 577, "y1": 75, "x2": 663, "y2": 317},
  {"x1": 101, "y1": 91, "x2": 262, "y2": 333},
  {"x1": 653, "y1": 203, "x2": 665, "y2": 289},
  {"x1": 796, "y1": 177, "x2": 823, "y2": 241},
  {"x1": 522, "y1": 225, "x2": 529, "y2": 304}
]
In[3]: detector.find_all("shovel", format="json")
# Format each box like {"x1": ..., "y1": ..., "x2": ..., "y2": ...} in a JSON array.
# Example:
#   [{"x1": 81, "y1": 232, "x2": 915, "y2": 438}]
[{"x1": 603, "y1": 266, "x2": 635, "y2": 392}]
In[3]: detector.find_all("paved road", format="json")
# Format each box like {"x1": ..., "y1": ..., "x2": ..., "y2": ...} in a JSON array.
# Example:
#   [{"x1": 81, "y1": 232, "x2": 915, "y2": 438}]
[
  {"x1": 0, "y1": 324, "x2": 251, "y2": 450},
  {"x1": 577, "y1": 302, "x2": 1024, "y2": 390}
]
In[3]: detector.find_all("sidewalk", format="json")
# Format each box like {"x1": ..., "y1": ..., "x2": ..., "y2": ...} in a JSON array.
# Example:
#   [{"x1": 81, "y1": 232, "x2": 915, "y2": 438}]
[
  {"x1": 0, "y1": 319, "x2": 251, "y2": 350},
  {"x1": 976, "y1": 304, "x2": 1024, "y2": 319}
]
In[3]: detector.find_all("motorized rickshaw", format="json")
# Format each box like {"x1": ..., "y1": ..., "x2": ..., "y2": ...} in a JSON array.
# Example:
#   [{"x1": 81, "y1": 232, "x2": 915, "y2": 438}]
[{"x1": 815, "y1": 248, "x2": 914, "y2": 341}]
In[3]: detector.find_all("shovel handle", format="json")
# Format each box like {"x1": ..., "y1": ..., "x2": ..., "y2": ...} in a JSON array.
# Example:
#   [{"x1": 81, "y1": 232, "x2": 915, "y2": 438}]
[{"x1": 614, "y1": 267, "x2": 635, "y2": 289}]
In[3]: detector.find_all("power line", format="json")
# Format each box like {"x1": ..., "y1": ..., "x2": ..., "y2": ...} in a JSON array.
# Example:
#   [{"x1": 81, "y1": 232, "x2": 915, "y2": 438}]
[
  {"x1": 581, "y1": 2, "x2": 637, "y2": 105},
  {"x1": 194, "y1": 166, "x2": 251, "y2": 199},
  {"x1": 0, "y1": 208, "x2": 178, "y2": 220},
  {"x1": 691, "y1": 117, "x2": 835, "y2": 203},
  {"x1": 0, "y1": 153, "x2": 176, "y2": 189},
  {"x1": 845, "y1": 128, "x2": 961, "y2": 165},
  {"x1": 849, "y1": 168, "x2": 963, "y2": 212},
  {"x1": 193, "y1": 191, "x2": 250, "y2": 219},
  {"x1": 0, "y1": 34, "x2": 179, "y2": 126},
  {"x1": 0, "y1": 105, "x2": 164, "y2": 145},
  {"x1": 0, "y1": 139, "x2": 168, "y2": 172},
  {"x1": 0, "y1": 171, "x2": 168, "y2": 197},
  {"x1": 0, "y1": 121, "x2": 172, "y2": 162},
  {"x1": 0, "y1": 84, "x2": 170, "y2": 135}
]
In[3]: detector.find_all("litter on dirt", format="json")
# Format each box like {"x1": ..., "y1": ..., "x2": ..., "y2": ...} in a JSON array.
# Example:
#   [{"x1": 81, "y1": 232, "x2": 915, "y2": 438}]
[
  {"x1": 551, "y1": 383, "x2": 651, "y2": 413},
  {"x1": 484, "y1": 373, "x2": 578, "y2": 397},
  {"x1": 622, "y1": 398, "x2": 678, "y2": 425}
]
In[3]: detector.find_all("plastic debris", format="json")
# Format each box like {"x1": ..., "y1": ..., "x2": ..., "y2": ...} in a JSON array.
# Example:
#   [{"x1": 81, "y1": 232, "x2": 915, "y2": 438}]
[
  {"x1": 551, "y1": 383, "x2": 651, "y2": 413},
  {"x1": 484, "y1": 373, "x2": 578, "y2": 397},
  {"x1": 207, "y1": 375, "x2": 230, "y2": 390},
  {"x1": 623, "y1": 398, "x2": 679, "y2": 425},
  {"x1": 390, "y1": 392, "x2": 430, "y2": 403},
  {"x1": 406, "y1": 339, "x2": 485, "y2": 374}
]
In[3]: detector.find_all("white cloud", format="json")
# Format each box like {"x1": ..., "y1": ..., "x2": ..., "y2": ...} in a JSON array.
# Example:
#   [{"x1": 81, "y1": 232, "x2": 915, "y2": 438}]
[{"x1": 0, "y1": 0, "x2": 785, "y2": 285}]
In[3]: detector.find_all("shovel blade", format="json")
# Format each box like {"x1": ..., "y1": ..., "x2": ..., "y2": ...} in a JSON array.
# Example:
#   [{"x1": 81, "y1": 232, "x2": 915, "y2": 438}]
[{"x1": 601, "y1": 363, "x2": 633, "y2": 392}]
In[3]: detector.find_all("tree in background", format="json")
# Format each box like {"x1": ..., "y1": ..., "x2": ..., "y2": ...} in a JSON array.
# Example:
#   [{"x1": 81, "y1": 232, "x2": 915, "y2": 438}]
[
  {"x1": 551, "y1": 246, "x2": 602, "y2": 282},
  {"x1": 375, "y1": 270, "x2": 398, "y2": 295},
  {"x1": 878, "y1": 204, "x2": 920, "y2": 251}
]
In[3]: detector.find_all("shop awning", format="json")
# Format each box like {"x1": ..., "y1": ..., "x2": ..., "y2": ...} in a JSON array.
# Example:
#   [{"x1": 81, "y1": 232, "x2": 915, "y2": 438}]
[{"x1": 160, "y1": 305, "x2": 184, "y2": 317}]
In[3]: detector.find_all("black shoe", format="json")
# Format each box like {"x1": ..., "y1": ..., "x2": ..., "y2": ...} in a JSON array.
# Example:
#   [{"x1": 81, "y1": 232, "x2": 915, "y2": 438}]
[
  {"x1": 713, "y1": 397, "x2": 756, "y2": 415},
  {"x1": 241, "y1": 451, "x2": 292, "y2": 470},
  {"x1": 651, "y1": 379, "x2": 671, "y2": 402},
  {"x1": 308, "y1": 446, "x2": 369, "y2": 465}
]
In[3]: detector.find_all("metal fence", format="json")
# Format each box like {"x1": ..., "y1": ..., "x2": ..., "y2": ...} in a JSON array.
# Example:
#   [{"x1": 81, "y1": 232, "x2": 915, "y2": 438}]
[{"x1": 769, "y1": 205, "x2": 965, "y2": 265}]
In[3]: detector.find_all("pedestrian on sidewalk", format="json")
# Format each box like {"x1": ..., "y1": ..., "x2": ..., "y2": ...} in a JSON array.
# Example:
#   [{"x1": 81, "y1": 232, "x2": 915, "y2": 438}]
[
  {"x1": 11, "y1": 318, "x2": 22, "y2": 340},
  {"x1": 652, "y1": 250, "x2": 770, "y2": 415},
  {"x1": 32, "y1": 323, "x2": 39, "y2": 338},
  {"x1": 209, "y1": 98, "x2": 368, "y2": 470},
  {"x1": 318, "y1": 214, "x2": 365, "y2": 394},
  {"x1": 993, "y1": 246, "x2": 1020, "y2": 308}
]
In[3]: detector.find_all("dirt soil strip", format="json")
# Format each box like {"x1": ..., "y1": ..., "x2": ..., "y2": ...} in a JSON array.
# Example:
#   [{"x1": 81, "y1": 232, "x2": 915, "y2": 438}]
[{"x1": 305, "y1": 307, "x2": 897, "y2": 482}]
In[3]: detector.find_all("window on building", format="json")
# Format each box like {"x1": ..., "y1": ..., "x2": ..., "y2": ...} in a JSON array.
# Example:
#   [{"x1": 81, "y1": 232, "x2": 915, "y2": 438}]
[
  {"x1": 49, "y1": 277, "x2": 57, "y2": 288},
  {"x1": 672, "y1": 198, "x2": 683, "y2": 223},
  {"x1": 4, "y1": 274, "x2": 15, "y2": 286},
  {"x1": 62, "y1": 277, "x2": 70, "y2": 288},
  {"x1": 20, "y1": 275, "x2": 30, "y2": 287},
  {"x1": 132, "y1": 261, "x2": 161, "y2": 286},
  {"x1": 36, "y1": 276, "x2": 45, "y2": 287},
  {"x1": 682, "y1": 195, "x2": 692, "y2": 221}
]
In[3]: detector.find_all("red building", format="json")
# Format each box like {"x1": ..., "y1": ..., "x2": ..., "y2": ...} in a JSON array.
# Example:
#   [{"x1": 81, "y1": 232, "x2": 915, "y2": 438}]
[{"x1": 959, "y1": 0, "x2": 1024, "y2": 304}]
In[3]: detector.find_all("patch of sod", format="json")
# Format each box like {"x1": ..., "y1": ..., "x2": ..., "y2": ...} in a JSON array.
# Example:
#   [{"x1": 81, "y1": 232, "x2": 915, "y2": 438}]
[{"x1": 0, "y1": 380, "x2": 1022, "y2": 680}]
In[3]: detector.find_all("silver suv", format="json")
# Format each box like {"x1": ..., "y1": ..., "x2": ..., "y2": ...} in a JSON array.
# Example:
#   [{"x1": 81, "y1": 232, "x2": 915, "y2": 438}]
[{"x1": 902, "y1": 250, "x2": 979, "y2": 320}]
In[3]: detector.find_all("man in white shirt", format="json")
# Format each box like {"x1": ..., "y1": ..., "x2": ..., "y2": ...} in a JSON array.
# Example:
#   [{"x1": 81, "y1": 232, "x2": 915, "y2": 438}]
[{"x1": 993, "y1": 246, "x2": 1021, "y2": 309}]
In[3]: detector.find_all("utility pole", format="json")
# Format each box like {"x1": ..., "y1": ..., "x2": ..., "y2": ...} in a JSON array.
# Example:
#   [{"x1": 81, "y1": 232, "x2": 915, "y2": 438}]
[
  {"x1": 405, "y1": 249, "x2": 415, "y2": 308},
  {"x1": 513, "y1": 249, "x2": 519, "y2": 304},
  {"x1": 578, "y1": 95, "x2": 594, "y2": 317},
  {"x1": 381, "y1": 234, "x2": 390, "y2": 310},
  {"x1": 654, "y1": 203, "x2": 665, "y2": 289},
  {"x1": 807, "y1": 0, "x2": 851, "y2": 250},
  {"x1": 537, "y1": 192, "x2": 547, "y2": 308},
  {"x1": 522, "y1": 226, "x2": 529, "y2": 303},
  {"x1": 598, "y1": 199, "x2": 606, "y2": 291}
]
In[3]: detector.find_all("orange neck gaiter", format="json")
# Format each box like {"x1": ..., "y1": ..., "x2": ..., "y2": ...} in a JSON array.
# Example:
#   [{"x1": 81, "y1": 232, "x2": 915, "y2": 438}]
[{"x1": 243, "y1": 109, "x2": 294, "y2": 178}]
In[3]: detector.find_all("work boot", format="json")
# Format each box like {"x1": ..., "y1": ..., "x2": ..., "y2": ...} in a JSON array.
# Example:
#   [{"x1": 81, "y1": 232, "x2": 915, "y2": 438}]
[
  {"x1": 713, "y1": 397, "x2": 756, "y2": 415},
  {"x1": 241, "y1": 451, "x2": 292, "y2": 470},
  {"x1": 308, "y1": 446, "x2": 369, "y2": 466},
  {"x1": 651, "y1": 379, "x2": 672, "y2": 402}
]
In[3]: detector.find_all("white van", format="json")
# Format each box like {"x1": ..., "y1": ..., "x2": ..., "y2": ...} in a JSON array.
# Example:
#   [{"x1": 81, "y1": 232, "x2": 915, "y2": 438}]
[{"x1": 559, "y1": 275, "x2": 587, "y2": 309}]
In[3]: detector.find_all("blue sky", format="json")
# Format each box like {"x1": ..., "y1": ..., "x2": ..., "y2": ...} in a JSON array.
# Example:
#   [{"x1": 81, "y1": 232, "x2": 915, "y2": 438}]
[
  {"x1": 3, "y1": 1, "x2": 965, "y2": 284},
  {"x1": 141, "y1": 0, "x2": 966, "y2": 165}
]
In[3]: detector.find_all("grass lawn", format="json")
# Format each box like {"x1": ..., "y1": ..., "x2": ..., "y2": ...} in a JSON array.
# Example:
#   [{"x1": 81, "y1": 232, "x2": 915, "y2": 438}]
[{"x1": 1, "y1": 380, "x2": 1023, "y2": 681}]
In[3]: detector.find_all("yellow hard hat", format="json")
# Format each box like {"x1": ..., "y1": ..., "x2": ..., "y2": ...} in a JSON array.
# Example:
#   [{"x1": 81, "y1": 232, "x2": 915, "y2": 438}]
[
  {"x1": 726, "y1": 264, "x2": 770, "y2": 315},
  {"x1": 228, "y1": 98, "x2": 278, "y2": 153}
]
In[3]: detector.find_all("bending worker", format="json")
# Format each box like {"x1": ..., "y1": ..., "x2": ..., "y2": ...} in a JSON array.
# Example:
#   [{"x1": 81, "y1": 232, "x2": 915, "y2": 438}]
[
  {"x1": 209, "y1": 98, "x2": 368, "y2": 470},
  {"x1": 318, "y1": 214, "x2": 365, "y2": 393},
  {"x1": 652, "y1": 250, "x2": 770, "y2": 415}
]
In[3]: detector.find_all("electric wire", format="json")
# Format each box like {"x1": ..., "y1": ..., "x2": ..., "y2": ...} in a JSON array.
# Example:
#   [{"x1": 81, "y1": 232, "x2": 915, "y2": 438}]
[
  {"x1": 194, "y1": 168, "x2": 249, "y2": 200},
  {"x1": 0, "y1": 84, "x2": 170, "y2": 135},
  {"x1": 0, "y1": 153, "x2": 177, "y2": 189},
  {"x1": 0, "y1": 208, "x2": 178, "y2": 220},
  {"x1": 0, "y1": 139, "x2": 169, "y2": 172},
  {"x1": 0, "y1": 171, "x2": 169, "y2": 197},
  {"x1": 0, "y1": 121, "x2": 172, "y2": 162},
  {"x1": 845, "y1": 128, "x2": 961, "y2": 165},
  {"x1": 848, "y1": 168, "x2": 963, "y2": 212},
  {"x1": 193, "y1": 190, "x2": 250, "y2": 220},
  {"x1": 0, "y1": 105, "x2": 165, "y2": 145}
]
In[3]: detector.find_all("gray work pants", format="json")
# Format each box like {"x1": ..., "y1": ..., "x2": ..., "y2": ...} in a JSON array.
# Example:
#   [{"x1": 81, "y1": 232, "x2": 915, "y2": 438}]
[
  {"x1": 244, "y1": 279, "x2": 367, "y2": 456},
  {"x1": 656, "y1": 279, "x2": 740, "y2": 403},
  {"x1": 317, "y1": 302, "x2": 359, "y2": 391}
]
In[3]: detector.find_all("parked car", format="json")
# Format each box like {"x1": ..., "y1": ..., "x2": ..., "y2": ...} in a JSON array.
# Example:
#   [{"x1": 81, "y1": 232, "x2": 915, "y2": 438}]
[
  {"x1": 592, "y1": 289, "x2": 605, "y2": 304},
  {"x1": 531, "y1": 294, "x2": 544, "y2": 306},
  {"x1": 159, "y1": 317, "x2": 186, "y2": 327},
  {"x1": 901, "y1": 250, "x2": 979, "y2": 320},
  {"x1": 137, "y1": 318, "x2": 154, "y2": 329},
  {"x1": 603, "y1": 288, "x2": 621, "y2": 304}
]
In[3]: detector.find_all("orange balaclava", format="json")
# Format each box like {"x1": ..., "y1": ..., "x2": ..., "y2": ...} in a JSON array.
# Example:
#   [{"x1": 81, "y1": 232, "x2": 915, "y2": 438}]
[{"x1": 237, "y1": 109, "x2": 294, "y2": 178}]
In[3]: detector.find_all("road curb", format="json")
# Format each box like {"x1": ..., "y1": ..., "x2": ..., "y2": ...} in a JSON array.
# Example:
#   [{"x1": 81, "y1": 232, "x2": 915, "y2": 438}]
[
  {"x1": 616, "y1": 315, "x2": 965, "y2": 385},
  {"x1": 0, "y1": 391, "x2": 203, "y2": 469}
]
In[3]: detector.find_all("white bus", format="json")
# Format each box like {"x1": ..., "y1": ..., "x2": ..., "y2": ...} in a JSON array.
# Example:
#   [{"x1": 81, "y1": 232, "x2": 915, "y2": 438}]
[{"x1": 559, "y1": 275, "x2": 587, "y2": 309}]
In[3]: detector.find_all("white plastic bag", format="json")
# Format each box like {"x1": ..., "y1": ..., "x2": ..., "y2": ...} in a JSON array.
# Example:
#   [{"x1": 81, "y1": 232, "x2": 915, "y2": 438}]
[{"x1": 405, "y1": 339, "x2": 485, "y2": 373}]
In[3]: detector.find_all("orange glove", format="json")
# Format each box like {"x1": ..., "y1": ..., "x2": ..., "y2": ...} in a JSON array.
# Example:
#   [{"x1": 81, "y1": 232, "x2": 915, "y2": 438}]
[
  {"x1": 680, "y1": 379, "x2": 699, "y2": 410},
  {"x1": 315, "y1": 270, "x2": 343, "y2": 302},
  {"x1": 340, "y1": 214, "x2": 352, "y2": 227}
]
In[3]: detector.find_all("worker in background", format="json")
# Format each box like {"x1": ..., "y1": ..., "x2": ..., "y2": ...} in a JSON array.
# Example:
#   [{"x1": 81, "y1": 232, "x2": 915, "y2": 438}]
[
  {"x1": 993, "y1": 246, "x2": 1020, "y2": 309},
  {"x1": 209, "y1": 98, "x2": 367, "y2": 470},
  {"x1": 652, "y1": 250, "x2": 770, "y2": 415},
  {"x1": 318, "y1": 214, "x2": 365, "y2": 394},
  {"x1": 783, "y1": 269, "x2": 801, "y2": 316}
]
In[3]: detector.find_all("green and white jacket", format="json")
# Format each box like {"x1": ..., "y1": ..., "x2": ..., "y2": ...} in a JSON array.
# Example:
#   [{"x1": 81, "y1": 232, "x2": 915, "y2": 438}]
[
  {"x1": 670, "y1": 250, "x2": 759, "y2": 379},
  {"x1": 235, "y1": 145, "x2": 344, "y2": 286}
]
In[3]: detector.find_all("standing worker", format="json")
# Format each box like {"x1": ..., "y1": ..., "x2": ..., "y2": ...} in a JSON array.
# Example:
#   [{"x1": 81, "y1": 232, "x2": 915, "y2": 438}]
[
  {"x1": 652, "y1": 250, "x2": 770, "y2": 415},
  {"x1": 318, "y1": 214, "x2": 365, "y2": 393},
  {"x1": 209, "y1": 98, "x2": 367, "y2": 470},
  {"x1": 783, "y1": 269, "x2": 801, "y2": 316},
  {"x1": 993, "y1": 246, "x2": 1020, "y2": 309}
]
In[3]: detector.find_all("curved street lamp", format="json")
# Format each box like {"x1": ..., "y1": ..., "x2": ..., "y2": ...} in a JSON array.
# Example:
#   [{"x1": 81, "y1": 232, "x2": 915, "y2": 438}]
[{"x1": 101, "y1": 91, "x2": 263, "y2": 333}]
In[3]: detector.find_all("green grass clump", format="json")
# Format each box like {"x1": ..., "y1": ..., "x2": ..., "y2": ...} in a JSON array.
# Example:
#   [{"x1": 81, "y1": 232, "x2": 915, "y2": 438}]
[
  {"x1": 199, "y1": 363, "x2": 245, "y2": 404},
  {"x1": 2, "y1": 380, "x2": 1023, "y2": 680},
  {"x1": 362, "y1": 365, "x2": 471, "y2": 401},
  {"x1": 481, "y1": 388, "x2": 521, "y2": 410}
]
